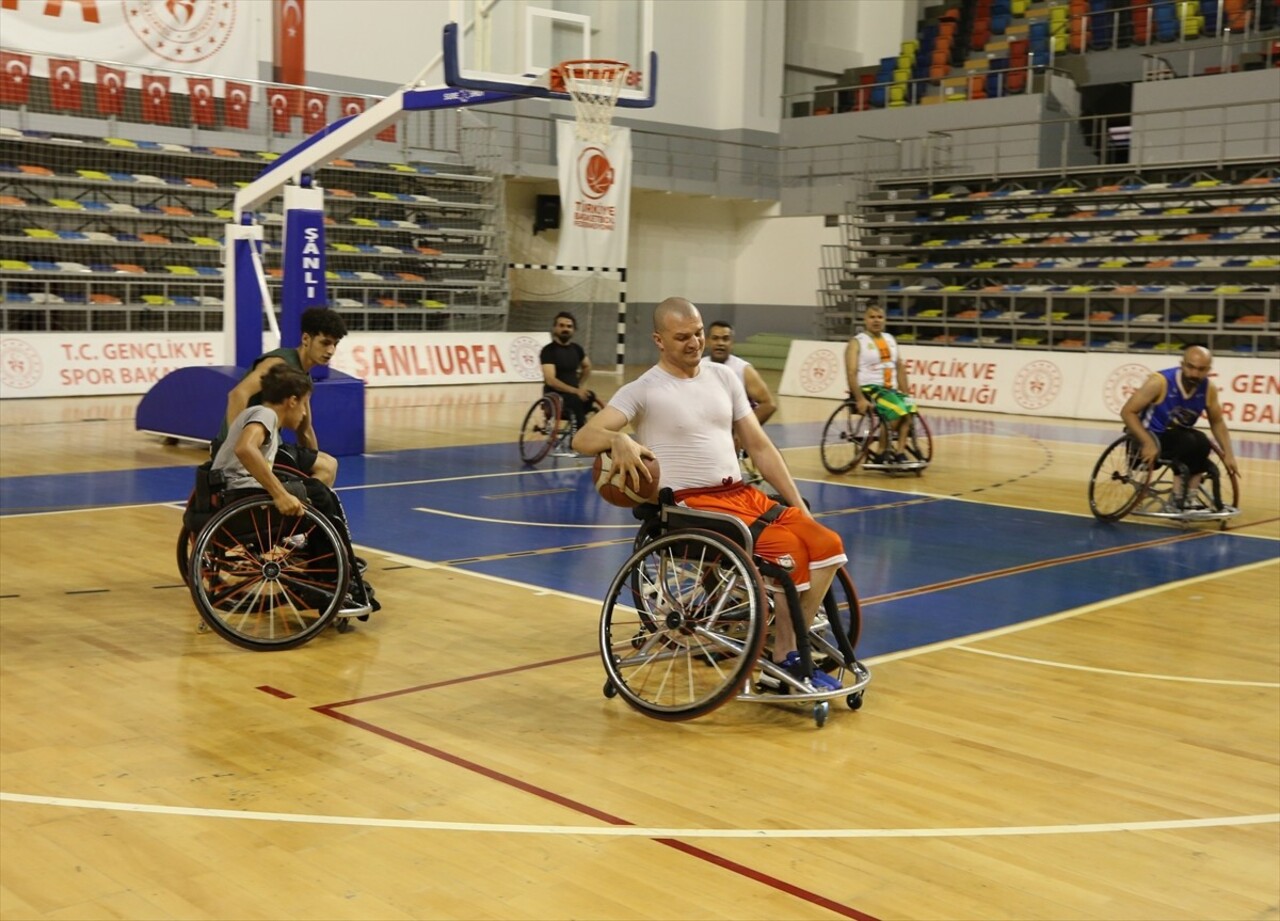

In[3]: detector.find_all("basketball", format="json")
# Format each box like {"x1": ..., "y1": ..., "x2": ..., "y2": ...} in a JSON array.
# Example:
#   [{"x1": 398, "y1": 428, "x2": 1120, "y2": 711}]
[{"x1": 592, "y1": 452, "x2": 661, "y2": 508}]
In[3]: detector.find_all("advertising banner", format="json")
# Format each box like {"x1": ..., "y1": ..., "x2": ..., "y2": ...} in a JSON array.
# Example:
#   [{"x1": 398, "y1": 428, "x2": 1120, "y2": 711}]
[
  {"x1": 1, "y1": 0, "x2": 259, "y2": 81},
  {"x1": 0, "y1": 333, "x2": 221, "y2": 398},
  {"x1": 328, "y1": 332, "x2": 551, "y2": 387},
  {"x1": 555, "y1": 121, "x2": 632, "y2": 272},
  {"x1": 780, "y1": 340, "x2": 1278, "y2": 433}
]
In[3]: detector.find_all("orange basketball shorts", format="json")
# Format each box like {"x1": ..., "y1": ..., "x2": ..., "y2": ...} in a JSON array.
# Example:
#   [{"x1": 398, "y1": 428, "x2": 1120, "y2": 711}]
[{"x1": 676, "y1": 483, "x2": 847, "y2": 591}]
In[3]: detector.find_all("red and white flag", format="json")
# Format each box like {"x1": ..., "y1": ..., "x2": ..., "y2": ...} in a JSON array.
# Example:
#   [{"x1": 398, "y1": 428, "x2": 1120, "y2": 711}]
[
  {"x1": 141, "y1": 74, "x2": 172, "y2": 124},
  {"x1": 303, "y1": 90, "x2": 328, "y2": 134},
  {"x1": 0, "y1": 52, "x2": 33, "y2": 106},
  {"x1": 224, "y1": 81, "x2": 251, "y2": 129},
  {"x1": 269, "y1": 87, "x2": 301, "y2": 133},
  {"x1": 339, "y1": 96, "x2": 365, "y2": 118},
  {"x1": 188, "y1": 77, "x2": 216, "y2": 127},
  {"x1": 95, "y1": 65, "x2": 126, "y2": 116},
  {"x1": 48, "y1": 58, "x2": 82, "y2": 111}
]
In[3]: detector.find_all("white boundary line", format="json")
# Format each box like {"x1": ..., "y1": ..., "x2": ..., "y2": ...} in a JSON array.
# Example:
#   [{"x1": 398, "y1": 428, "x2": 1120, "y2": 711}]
[
  {"x1": 413, "y1": 507, "x2": 635, "y2": 529},
  {"x1": 1, "y1": 793, "x2": 1273, "y2": 839},
  {"x1": 956, "y1": 646, "x2": 1280, "y2": 687}
]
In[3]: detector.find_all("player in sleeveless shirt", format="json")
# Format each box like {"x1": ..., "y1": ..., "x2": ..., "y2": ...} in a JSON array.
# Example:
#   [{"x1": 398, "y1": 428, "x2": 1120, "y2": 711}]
[
  {"x1": 845, "y1": 305, "x2": 917, "y2": 464},
  {"x1": 1120, "y1": 345, "x2": 1239, "y2": 508}
]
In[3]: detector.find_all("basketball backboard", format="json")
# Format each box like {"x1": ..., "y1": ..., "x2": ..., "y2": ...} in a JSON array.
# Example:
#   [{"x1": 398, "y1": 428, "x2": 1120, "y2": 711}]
[{"x1": 444, "y1": 0, "x2": 656, "y2": 107}]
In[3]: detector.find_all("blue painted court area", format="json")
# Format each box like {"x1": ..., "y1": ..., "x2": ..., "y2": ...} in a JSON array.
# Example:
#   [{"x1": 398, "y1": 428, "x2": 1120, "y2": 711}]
[{"x1": 4, "y1": 427, "x2": 1275, "y2": 660}]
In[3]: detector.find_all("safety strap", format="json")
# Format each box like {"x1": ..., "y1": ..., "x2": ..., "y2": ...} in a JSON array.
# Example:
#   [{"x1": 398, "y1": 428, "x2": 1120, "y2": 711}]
[{"x1": 748, "y1": 503, "x2": 784, "y2": 546}]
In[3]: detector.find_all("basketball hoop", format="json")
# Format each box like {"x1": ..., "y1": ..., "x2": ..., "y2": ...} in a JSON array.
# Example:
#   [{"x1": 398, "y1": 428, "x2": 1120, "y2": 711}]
[{"x1": 551, "y1": 59, "x2": 630, "y2": 143}]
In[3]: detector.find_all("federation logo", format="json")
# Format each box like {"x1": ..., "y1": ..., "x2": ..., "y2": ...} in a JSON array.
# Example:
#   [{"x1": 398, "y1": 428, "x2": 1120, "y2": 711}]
[
  {"x1": 125, "y1": 0, "x2": 237, "y2": 64},
  {"x1": 1012, "y1": 359, "x2": 1062, "y2": 410},
  {"x1": 799, "y1": 348, "x2": 840, "y2": 395},
  {"x1": 0, "y1": 339, "x2": 42, "y2": 391},
  {"x1": 1103, "y1": 363, "x2": 1155, "y2": 414},
  {"x1": 577, "y1": 146, "x2": 614, "y2": 200},
  {"x1": 508, "y1": 336, "x2": 544, "y2": 381}
]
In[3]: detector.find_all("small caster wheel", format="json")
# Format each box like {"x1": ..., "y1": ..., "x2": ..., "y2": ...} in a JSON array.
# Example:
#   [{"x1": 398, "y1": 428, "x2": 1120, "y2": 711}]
[
  {"x1": 196, "y1": 619, "x2": 209, "y2": 633},
  {"x1": 846, "y1": 691, "x2": 864, "y2": 710},
  {"x1": 335, "y1": 617, "x2": 352, "y2": 634},
  {"x1": 603, "y1": 680, "x2": 618, "y2": 698},
  {"x1": 357, "y1": 614, "x2": 370, "y2": 622},
  {"x1": 813, "y1": 700, "x2": 829, "y2": 728}
]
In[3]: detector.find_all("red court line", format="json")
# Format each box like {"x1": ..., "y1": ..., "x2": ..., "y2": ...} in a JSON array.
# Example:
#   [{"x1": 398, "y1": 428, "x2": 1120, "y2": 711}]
[{"x1": 315, "y1": 705, "x2": 879, "y2": 921}]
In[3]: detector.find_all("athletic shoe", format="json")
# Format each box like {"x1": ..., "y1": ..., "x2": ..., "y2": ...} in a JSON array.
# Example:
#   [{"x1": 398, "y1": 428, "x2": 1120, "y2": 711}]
[
  {"x1": 892, "y1": 451, "x2": 911, "y2": 465},
  {"x1": 782, "y1": 651, "x2": 842, "y2": 691}
]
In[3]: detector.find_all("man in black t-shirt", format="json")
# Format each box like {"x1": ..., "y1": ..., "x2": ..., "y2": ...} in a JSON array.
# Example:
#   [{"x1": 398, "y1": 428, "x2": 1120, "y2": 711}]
[{"x1": 540, "y1": 311, "x2": 595, "y2": 431}]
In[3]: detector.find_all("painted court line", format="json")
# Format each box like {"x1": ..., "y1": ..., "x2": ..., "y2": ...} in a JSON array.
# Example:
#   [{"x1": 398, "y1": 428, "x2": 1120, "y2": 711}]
[
  {"x1": 2, "y1": 793, "x2": 1274, "y2": 839},
  {"x1": 956, "y1": 646, "x2": 1280, "y2": 687}
]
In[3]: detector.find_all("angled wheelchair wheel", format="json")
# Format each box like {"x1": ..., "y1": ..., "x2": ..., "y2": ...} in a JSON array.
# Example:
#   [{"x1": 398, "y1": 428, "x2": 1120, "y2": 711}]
[
  {"x1": 600, "y1": 529, "x2": 768, "y2": 721},
  {"x1": 519, "y1": 395, "x2": 561, "y2": 465},
  {"x1": 906, "y1": 413, "x2": 934, "y2": 466},
  {"x1": 187, "y1": 495, "x2": 351, "y2": 651},
  {"x1": 176, "y1": 527, "x2": 193, "y2": 587},
  {"x1": 820, "y1": 402, "x2": 877, "y2": 473},
  {"x1": 1206, "y1": 442, "x2": 1240, "y2": 514},
  {"x1": 1089, "y1": 436, "x2": 1151, "y2": 521}
]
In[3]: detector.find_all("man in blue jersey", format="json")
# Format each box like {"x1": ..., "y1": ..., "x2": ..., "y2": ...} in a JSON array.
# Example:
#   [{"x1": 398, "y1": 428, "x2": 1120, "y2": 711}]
[{"x1": 1120, "y1": 345, "x2": 1240, "y2": 509}]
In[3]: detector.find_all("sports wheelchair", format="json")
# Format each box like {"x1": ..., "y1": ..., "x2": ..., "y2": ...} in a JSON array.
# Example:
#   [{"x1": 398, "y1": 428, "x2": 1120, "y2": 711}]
[
  {"x1": 176, "y1": 462, "x2": 376, "y2": 650},
  {"x1": 1087, "y1": 433, "x2": 1240, "y2": 528},
  {"x1": 820, "y1": 399, "x2": 933, "y2": 476},
  {"x1": 518, "y1": 391, "x2": 604, "y2": 465},
  {"x1": 599, "y1": 497, "x2": 870, "y2": 728}
]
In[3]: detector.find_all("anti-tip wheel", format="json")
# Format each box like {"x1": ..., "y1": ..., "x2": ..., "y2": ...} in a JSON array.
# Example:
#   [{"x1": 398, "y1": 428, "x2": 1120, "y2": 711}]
[
  {"x1": 603, "y1": 680, "x2": 618, "y2": 698},
  {"x1": 846, "y1": 691, "x2": 864, "y2": 710}
]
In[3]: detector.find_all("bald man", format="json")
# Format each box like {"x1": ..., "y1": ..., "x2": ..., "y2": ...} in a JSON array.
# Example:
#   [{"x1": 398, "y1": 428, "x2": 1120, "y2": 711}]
[
  {"x1": 1120, "y1": 345, "x2": 1240, "y2": 508},
  {"x1": 574, "y1": 297, "x2": 848, "y2": 691}
]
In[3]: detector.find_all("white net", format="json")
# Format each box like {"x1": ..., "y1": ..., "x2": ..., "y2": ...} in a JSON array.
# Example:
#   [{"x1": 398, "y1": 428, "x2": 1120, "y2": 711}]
[{"x1": 553, "y1": 60, "x2": 630, "y2": 144}]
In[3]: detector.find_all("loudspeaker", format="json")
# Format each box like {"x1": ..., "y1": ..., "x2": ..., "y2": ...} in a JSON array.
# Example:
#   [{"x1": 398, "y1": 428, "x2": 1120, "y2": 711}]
[{"x1": 534, "y1": 194, "x2": 561, "y2": 234}]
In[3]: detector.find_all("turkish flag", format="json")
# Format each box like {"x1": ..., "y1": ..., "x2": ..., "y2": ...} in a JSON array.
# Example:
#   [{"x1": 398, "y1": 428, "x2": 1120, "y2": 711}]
[
  {"x1": 377, "y1": 120, "x2": 398, "y2": 143},
  {"x1": 188, "y1": 77, "x2": 216, "y2": 126},
  {"x1": 0, "y1": 52, "x2": 33, "y2": 106},
  {"x1": 339, "y1": 96, "x2": 365, "y2": 118},
  {"x1": 269, "y1": 87, "x2": 301, "y2": 133},
  {"x1": 95, "y1": 65, "x2": 125, "y2": 115},
  {"x1": 303, "y1": 91, "x2": 328, "y2": 133},
  {"x1": 224, "y1": 81, "x2": 251, "y2": 129},
  {"x1": 141, "y1": 75, "x2": 172, "y2": 124},
  {"x1": 49, "y1": 59, "x2": 82, "y2": 111}
]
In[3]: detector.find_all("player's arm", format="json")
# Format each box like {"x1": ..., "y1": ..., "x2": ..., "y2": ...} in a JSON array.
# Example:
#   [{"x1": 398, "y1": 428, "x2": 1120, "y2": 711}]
[
  {"x1": 234, "y1": 422, "x2": 304, "y2": 515},
  {"x1": 735, "y1": 413, "x2": 809, "y2": 517},
  {"x1": 894, "y1": 356, "x2": 911, "y2": 398},
  {"x1": 1119, "y1": 374, "x2": 1165, "y2": 465},
  {"x1": 743, "y1": 364, "x2": 776, "y2": 424},
  {"x1": 1204, "y1": 383, "x2": 1240, "y2": 479},
  {"x1": 293, "y1": 394, "x2": 319, "y2": 452},
  {"x1": 572, "y1": 405, "x2": 654, "y2": 491},
  {"x1": 224, "y1": 357, "x2": 283, "y2": 427},
  {"x1": 578, "y1": 354, "x2": 592, "y2": 391},
  {"x1": 845, "y1": 339, "x2": 871, "y2": 413}
]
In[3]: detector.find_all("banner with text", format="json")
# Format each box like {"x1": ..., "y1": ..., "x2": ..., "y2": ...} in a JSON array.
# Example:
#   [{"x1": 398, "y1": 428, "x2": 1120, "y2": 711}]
[
  {"x1": 327, "y1": 332, "x2": 551, "y2": 387},
  {"x1": 556, "y1": 122, "x2": 631, "y2": 272},
  {"x1": 0, "y1": 0, "x2": 259, "y2": 81},
  {"x1": 780, "y1": 341, "x2": 1278, "y2": 434},
  {"x1": 0, "y1": 332, "x2": 221, "y2": 398}
]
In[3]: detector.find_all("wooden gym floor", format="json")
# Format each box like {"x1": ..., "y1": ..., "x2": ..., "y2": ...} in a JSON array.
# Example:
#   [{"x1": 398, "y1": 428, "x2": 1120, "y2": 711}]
[{"x1": 1, "y1": 370, "x2": 1277, "y2": 921}]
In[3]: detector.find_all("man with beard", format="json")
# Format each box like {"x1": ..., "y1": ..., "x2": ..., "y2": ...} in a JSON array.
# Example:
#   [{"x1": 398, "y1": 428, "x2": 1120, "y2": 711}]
[{"x1": 540, "y1": 311, "x2": 595, "y2": 442}]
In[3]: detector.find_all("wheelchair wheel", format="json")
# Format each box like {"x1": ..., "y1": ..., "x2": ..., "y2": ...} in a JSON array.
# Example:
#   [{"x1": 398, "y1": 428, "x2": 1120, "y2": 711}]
[
  {"x1": 176, "y1": 527, "x2": 193, "y2": 587},
  {"x1": 187, "y1": 495, "x2": 351, "y2": 651},
  {"x1": 905, "y1": 413, "x2": 933, "y2": 466},
  {"x1": 820, "y1": 402, "x2": 877, "y2": 473},
  {"x1": 1206, "y1": 442, "x2": 1240, "y2": 513},
  {"x1": 519, "y1": 395, "x2": 561, "y2": 465},
  {"x1": 600, "y1": 528, "x2": 768, "y2": 721},
  {"x1": 1089, "y1": 436, "x2": 1151, "y2": 521}
]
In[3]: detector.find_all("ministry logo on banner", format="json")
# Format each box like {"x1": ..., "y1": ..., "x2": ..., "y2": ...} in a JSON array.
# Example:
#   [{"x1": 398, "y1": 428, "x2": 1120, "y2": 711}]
[{"x1": 556, "y1": 122, "x2": 632, "y2": 273}]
